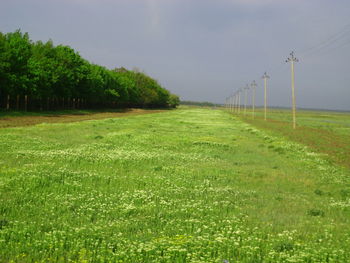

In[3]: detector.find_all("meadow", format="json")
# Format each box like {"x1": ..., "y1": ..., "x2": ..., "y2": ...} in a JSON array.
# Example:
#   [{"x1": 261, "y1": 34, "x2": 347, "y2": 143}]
[{"x1": 0, "y1": 107, "x2": 349, "y2": 262}]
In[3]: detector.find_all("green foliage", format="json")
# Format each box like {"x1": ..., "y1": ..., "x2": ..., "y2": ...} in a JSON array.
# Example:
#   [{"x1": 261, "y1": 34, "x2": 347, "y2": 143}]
[
  {"x1": 0, "y1": 32, "x2": 9, "y2": 89},
  {"x1": 168, "y1": 94, "x2": 180, "y2": 108},
  {"x1": 180, "y1": 100, "x2": 221, "y2": 107},
  {"x1": 0, "y1": 30, "x2": 178, "y2": 109},
  {"x1": 1, "y1": 30, "x2": 32, "y2": 95},
  {"x1": 307, "y1": 209, "x2": 325, "y2": 217}
]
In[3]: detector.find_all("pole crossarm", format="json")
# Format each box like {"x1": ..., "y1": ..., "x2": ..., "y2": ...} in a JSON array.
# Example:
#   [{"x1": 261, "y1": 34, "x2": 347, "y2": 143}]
[
  {"x1": 286, "y1": 51, "x2": 299, "y2": 63},
  {"x1": 262, "y1": 72, "x2": 270, "y2": 79}
]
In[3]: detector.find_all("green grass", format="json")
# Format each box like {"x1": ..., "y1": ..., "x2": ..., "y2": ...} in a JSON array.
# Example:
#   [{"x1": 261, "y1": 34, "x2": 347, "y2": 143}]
[
  {"x1": 237, "y1": 108, "x2": 350, "y2": 168},
  {"x1": 246, "y1": 108, "x2": 350, "y2": 136},
  {"x1": 0, "y1": 108, "x2": 349, "y2": 262}
]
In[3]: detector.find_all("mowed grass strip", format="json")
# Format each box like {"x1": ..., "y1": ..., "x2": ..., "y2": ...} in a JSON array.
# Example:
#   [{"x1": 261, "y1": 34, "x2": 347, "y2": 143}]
[
  {"x1": 0, "y1": 108, "x2": 349, "y2": 262},
  {"x1": 238, "y1": 108, "x2": 350, "y2": 169}
]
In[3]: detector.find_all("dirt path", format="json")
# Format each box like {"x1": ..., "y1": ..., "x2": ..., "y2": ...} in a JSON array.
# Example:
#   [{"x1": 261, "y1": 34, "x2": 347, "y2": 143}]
[{"x1": 0, "y1": 109, "x2": 167, "y2": 128}]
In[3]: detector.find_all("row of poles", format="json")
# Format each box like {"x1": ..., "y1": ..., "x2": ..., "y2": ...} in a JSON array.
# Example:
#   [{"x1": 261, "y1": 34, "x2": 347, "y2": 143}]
[{"x1": 225, "y1": 51, "x2": 299, "y2": 129}]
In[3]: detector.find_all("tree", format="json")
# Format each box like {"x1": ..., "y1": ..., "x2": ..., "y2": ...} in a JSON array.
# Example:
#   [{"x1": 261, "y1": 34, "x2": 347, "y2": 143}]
[
  {"x1": 168, "y1": 94, "x2": 180, "y2": 108},
  {"x1": 0, "y1": 32, "x2": 9, "y2": 102},
  {"x1": 28, "y1": 40, "x2": 57, "y2": 98},
  {"x1": 0, "y1": 30, "x2": 180, "y2": 110},
  {"x1": 3, "y1": 30, "x2": 32, "y2": 96}
]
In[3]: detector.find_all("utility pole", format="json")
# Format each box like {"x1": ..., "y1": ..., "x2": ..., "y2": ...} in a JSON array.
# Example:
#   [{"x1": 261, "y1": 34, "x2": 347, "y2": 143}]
[
  {"x1": 262, "y1": 72, "x2": 270, "y2": 121},
  {"x1": 232, "y1": 94, "x2": 235, "y2": 113},
  {"x1": 286, "y1": 51, "x2": 299, "y2": 129},
  {"x1": 244, "y1": 84, "x2": 249, "y2": 116},
  {"x1": 233, "y1": 93, "x2": 236, "y2": 113},
  {"x1": 235, "y1": 91, "x2": 238, "y2": 113},
  {"x1": 251, "y1": 80, "x2": 257, "y2": 119},
  {"x1": 238, "y1": 89, "x2": 241, "y2": 114},
  {"x1": 235, "y1": 92, "x2": 238, "y2": 113}
]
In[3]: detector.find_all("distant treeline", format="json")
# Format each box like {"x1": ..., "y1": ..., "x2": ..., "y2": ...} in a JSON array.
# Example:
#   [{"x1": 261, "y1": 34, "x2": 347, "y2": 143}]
[
  {"x1": 0, "y1": 30, "x2": 179, "y2": 111},
  {"x1": 180, "y1": 100, "x2": 222, "y2": 107}
]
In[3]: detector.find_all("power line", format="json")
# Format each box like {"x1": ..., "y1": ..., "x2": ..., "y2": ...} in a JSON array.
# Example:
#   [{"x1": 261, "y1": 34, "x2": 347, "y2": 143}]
[
  {"x1": 298, "y1": 23, "x2": 350, "y2": 56},
  {"x1": 296, "y1": 23, "x2": 350, "y2": 62},
  {"x1": 226, "y1": 23, "x2": 350, "y2": 126}
]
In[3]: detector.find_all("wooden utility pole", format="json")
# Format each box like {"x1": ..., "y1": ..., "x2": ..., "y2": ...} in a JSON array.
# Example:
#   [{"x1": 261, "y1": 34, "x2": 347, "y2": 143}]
[
  {"x1": 232, "y1": 93, "x2": 236, "y2": 112},
  {"x1": 233, "y1": 92, "x2": 237, "y2": 112},
  {"x1": 238, "y1": 88, "x2": 242, "y2": 114},
  {"x1": 286, "y1": 51, "x2": 299, "y2": 129},
  {"x1": 262, "y1": 72, "x2": 270, "y2": 121},
  {"x1": 244, "y1": 84, "x2": 249, "y2": 116},
  {"x1": 234, "y1": 92, "x2": 238, "y2": 113},
  {"x1": 251, "y1": 80, "x2": 257, "y2": 119}
]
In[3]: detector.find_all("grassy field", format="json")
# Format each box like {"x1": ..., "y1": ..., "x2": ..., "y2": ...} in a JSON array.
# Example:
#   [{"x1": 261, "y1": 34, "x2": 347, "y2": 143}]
[
  {"x1": 237, "y1": 108, "x2": 350, "y2": 169},
  {"x1": 0, "y1": 108, "x2": 349, "y2": 262}
]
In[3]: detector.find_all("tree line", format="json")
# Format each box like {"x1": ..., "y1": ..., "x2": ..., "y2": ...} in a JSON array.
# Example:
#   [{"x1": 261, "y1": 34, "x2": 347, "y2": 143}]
[
  {"x1": 180, "y1": 100, "x2": 221, "y2": 107},
  {"x1": 0, "y1": 30, "x2": 179, "y2": 111}
]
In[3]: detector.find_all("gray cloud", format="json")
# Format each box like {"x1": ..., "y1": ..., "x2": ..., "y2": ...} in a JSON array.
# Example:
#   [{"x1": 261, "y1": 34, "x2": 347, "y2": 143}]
[{"x1": 1, "y1": 0, "x2": 349, "y2": 110}]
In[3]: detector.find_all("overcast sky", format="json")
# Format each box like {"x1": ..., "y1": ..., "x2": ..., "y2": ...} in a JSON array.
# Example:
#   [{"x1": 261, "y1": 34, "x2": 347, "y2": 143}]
[{"x1": 1, "y1": 0, "x2": 350, "y2": 110}]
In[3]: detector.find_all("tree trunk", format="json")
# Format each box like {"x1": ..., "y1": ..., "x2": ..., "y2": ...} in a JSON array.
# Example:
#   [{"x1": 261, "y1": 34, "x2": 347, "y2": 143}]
[
  {"x1": 24, "y1": 95, "x2": 28, "y2": 112},
  {"x1": 6, "y1": 95, "x2": 10, "y2": 110},
  {"x1": 52, "y1": 97, "x2": 55, "y2": 110},
  {"x1": 16, "y1": 95, "x2": 19, "y2": 110}
]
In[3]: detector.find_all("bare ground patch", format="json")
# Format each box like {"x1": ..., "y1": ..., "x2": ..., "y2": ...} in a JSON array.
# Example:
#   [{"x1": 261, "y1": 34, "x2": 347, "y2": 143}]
[{"x1": 0, "y1": 108, "x2": 167, "y2": 128}]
